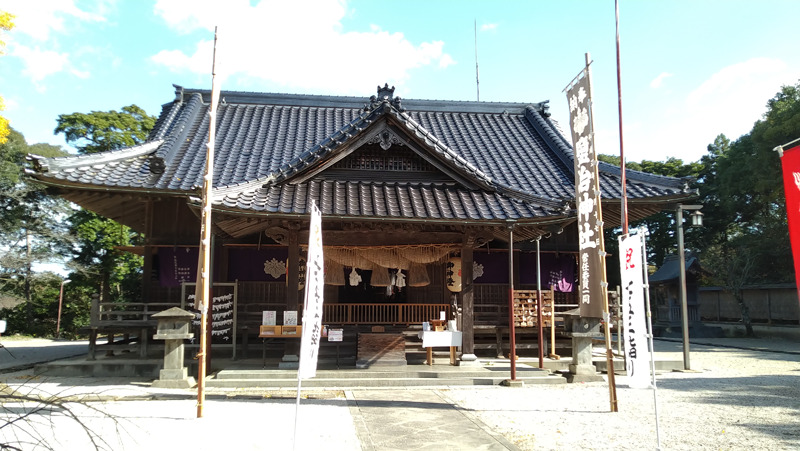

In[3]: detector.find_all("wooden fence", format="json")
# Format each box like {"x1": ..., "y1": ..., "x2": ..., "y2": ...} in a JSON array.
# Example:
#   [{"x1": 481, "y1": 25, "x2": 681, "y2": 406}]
[{"x1": 322, "y1": 303, "x2": 451, "y2": 325}]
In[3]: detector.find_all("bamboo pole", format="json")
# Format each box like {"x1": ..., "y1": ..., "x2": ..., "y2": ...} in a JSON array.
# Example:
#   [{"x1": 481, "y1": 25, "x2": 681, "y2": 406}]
[
  {"x1": 196, "y1": 26, "x2": 221, "y2": 419},
  {"x1": 585, "y1": 52, "x2": 618, "y2": 412},
  {"x1": 615, "y1": 0, "x2": 629, "y2": 235}
]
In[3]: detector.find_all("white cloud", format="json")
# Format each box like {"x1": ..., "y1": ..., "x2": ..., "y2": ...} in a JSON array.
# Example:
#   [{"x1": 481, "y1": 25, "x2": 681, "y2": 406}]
[
  {"x1": 481, "y1": 23, "x2": 498, "y2": 32},
  {"x1": 685, "y1": 58, "x2": 797, "y2": 142},
  {"x1": 11, "y1": 45, "x2": 69, "y2": 83},
  {"x1": 626, "y1": 57, "x2": 800, "y2": 162},
  {"x1": 2, "y1": 0, "x2": 108, "y2": 89},
  {"x1": 2, "y1": 0, "x2": 107, "y2": 41},
  {"x1": 649, "y1": 72, "x2": 673, "y2": 89},
  {"x1": 2, "y1": 97, "x2": 18, "y2": 112},
  {"x1": 150, "y1": 0, "x2": 455, "y2": 94}
]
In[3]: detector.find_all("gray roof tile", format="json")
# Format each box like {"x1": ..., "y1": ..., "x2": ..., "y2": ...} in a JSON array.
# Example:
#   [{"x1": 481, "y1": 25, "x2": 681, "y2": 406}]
[{"x1": 28, "y1": 85, "x2": 692, "y2": 224}]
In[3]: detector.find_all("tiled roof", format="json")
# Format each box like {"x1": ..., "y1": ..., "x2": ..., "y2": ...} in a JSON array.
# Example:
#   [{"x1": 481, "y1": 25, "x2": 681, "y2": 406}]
[
  {"x1": 216, "y1": 180, "x2": 554, "y2": 221},
  {"x1": 27, "y1": 85, "x2": 693, "y2": 224}
]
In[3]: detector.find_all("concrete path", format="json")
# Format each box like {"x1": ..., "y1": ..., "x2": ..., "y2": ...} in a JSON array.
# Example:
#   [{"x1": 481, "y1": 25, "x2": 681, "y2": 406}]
[
  {"x1": 1, "y1": 330, "x2": 798, "y2": 450},
  {"x1": 348, "y1": 389, "x2": 518, "y2": 450},
  {"x1": 0, "y1": 338, "x2": 88, "y2": 372}
]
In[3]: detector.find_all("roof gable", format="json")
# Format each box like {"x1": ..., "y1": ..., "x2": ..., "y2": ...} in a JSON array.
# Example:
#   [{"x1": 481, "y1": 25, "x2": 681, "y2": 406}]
[{"x1": 261, "y1": 105, "x2": 497, "y2": 195}]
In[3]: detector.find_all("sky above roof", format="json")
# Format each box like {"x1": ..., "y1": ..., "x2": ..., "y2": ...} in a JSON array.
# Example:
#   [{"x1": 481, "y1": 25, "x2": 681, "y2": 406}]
[{"x1": 1, "y1": 0, "x2": 799, "y2": 164}]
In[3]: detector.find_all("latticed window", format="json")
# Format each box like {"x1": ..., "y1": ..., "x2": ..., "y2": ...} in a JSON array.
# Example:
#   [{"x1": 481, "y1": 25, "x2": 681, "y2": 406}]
[{"x1": 334, "y1": 147, "x2": 435, "y2": 172}]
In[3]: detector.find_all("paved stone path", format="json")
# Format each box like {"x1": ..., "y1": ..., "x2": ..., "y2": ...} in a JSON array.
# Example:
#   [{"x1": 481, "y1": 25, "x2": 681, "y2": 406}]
[{"x1": 348, "y1": 389, "x2": 517, "y2": 450}]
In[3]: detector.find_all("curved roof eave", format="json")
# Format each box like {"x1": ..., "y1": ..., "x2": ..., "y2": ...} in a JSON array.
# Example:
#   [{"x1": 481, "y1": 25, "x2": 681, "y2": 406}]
[{"x1": 27, "y1": 140, "x2": 164, "y2": 173}]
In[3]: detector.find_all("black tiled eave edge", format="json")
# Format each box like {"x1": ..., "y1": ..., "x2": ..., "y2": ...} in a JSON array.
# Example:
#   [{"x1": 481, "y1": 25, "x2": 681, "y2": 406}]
[{"x1": 215, "y1": 182, "x2": 562, "y2": 222}]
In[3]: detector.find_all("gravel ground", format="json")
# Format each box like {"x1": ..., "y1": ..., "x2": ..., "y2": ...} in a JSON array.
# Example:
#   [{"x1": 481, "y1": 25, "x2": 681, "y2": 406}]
[
  {"x1": 1, "y1": 337, "x2": 798, "y2": 450},
  {"x1": 442, "y1": 339, "x2": 800, "y2": 450}
]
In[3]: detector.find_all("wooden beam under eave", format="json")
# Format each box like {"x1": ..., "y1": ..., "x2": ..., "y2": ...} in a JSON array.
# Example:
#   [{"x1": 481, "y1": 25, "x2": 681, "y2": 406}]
[
  {"x1": 215, "y1": 217, "x2": 272, "y2": 238},
  {"x1": 61, "y1": 191, "x2": 148, "y2": 232}
]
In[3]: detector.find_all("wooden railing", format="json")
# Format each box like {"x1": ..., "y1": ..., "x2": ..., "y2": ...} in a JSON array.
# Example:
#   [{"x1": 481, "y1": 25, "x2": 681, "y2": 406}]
[
  {"x1": 323, "y1": 303, "x2": 451, "y2": 325},
  {"x1": 90, "y1": 294, "x2": 179, "y2": 327}
]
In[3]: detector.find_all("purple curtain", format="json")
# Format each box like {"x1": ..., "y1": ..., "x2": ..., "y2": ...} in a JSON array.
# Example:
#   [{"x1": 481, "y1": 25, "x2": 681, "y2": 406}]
[
  {"x1": 158, "y1": 247, "x2": 199, "y2": 287},
  {"x1": 520, "y1": 253, "x2": 575, "y2": 292},
  {"x1": 227, "y1": 247, "x2": 289, "y2": 281},
  {"x1": 473, "y1": 252, "x2": 509, "y2": 283}
]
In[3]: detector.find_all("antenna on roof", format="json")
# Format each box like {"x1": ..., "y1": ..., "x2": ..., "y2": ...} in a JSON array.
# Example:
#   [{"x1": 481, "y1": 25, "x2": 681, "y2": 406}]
[{"x1": 474, "y1": 19, "x2": 480, "y2": 102}]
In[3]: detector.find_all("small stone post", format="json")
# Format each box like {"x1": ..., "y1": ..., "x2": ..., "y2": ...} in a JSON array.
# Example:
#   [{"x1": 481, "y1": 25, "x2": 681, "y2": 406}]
[
  {"x1": 152, "y1": 307, "x2": 196, "y2": 388},
  {"x1": 564, "y1": 314, "x2": 605, "y2": 383}
]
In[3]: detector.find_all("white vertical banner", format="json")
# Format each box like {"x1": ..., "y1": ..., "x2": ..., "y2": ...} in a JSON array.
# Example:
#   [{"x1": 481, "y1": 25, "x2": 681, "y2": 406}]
[
  {"x1": 618, "y1": 232, "x2": 651, "y2": 388},
  {"x1": 298, "y1": 201, "x2": 324, "y2": 379}
]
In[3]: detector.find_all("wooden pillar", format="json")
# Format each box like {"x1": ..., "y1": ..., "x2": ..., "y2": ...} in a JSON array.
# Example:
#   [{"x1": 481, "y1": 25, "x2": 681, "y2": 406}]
[
  {"x1": 287, "y1": 227, "x2": 300, "y2": 311},
  {"x1": 141, "y1": 199, "x2": 154, "y2": 303},
  {"x1": 283, "y1": 227, "x2": 301, "y2": 363},
  {"x1": 460, "y1": 232, "x2": 477, "y2": 362}
]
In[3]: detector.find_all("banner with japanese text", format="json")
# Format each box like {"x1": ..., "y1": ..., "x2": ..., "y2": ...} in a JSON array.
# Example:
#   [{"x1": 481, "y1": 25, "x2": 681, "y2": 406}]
[
  {"x1": 159, "y1": 247, "x2": 198, "y2": 286},
  {"x1": 298, "y1": 201, "x2": 325, "y2": 379},
  {"x1": 780, "y1": 144, "x2": 800, "y2": 305},
  {"x1": 566, "y1": 69, "x2": 605, "y2": 318},
  {"x1": 618, "y1": 233, "x2": 651, "y2": 388}
]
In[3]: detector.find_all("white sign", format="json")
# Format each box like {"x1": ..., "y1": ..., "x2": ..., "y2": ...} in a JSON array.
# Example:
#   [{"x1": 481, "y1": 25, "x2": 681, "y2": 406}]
[
  {"x1": 328, "y1": 328, "x2": 343, "y2": 342},
  {"x1": 619, "y1": 233, "x2": 651, "y2": 389},
  {"x1": 298, "y1": 201, "x2": 325, "y2": 379},
  {"x1": 262, "y1": 311, "x2": 276, "y2": 326},
  {"x1": 283, "y1": 311, "x2": 297, "y2": 326}
]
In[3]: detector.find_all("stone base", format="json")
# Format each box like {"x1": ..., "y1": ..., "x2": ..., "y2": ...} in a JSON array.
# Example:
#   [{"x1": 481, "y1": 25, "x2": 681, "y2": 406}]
[
  {"x1": 152, "y1": 377, "x2": 196, "y2": 389},
  {"x1": 563, "y1": 373, "x2": 605, "y2": 383},
  {"x1": 159, "y1": 368, "x2": 188, "y2": 380},
  {"x1": 500, "y1": 379, "x2": 525, "y2": 387},
  {"x1": 457, "y1": 353, "x2": 481, "y2": 367}
]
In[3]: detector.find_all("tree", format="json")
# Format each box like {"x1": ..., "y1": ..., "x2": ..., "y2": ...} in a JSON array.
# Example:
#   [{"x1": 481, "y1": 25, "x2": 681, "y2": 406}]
[
  {"x1": 599, "y1": 154, "x2": 704, "y2": 270},
  {"x1": 68, "y1": 209, "x2": 143, "y2": 306},
  {"x1": 53, "y1": 106, "x2": 155, "y2": 310},
  {"x1": 0, "y1": 128, "x2": 71, "y2": 331},
  {"x1": 696, "y1": 81, "x2": 800, "y2": 335},
  {"x1": 0, "y1": 10, "x2": 15, "y2": 145},
  {"x1": 54, "y1": 105, "x2": 155, "y2": 154}
]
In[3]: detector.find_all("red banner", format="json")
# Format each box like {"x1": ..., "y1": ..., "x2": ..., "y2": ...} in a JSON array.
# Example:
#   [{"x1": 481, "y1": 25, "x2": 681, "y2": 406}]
[{"x1": 780, "y1": 144, "x2": 800, "y2": 305}]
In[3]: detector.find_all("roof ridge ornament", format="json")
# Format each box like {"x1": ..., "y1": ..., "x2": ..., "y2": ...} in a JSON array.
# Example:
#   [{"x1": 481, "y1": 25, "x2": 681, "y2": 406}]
[
  {"x1": 364, "y1": 84, "x2": 404, "y2": 112},
  {"x1": 377, "y1": 83, "x2": 395, "y2": 100}
]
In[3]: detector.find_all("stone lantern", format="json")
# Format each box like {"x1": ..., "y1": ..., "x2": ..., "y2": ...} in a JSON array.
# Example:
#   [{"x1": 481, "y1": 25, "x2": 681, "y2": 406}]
[{"x1": 152, "y1": 307, "x2": 196, "y2": 388}]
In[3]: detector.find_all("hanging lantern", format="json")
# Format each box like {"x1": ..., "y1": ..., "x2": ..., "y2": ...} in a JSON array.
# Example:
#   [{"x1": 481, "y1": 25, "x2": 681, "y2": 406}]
[
  {"x1": 446, "y1": 257, "x2": 462, "y2": 292},
  {"x1": 408, "y1": 262, "x2": 430, "y2": 287}
]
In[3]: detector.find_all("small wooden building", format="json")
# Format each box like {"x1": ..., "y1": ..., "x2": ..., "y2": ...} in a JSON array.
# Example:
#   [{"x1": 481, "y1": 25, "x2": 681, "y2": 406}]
[{"x1": 27, "y1": 84, "x2": 695, "y2": 363}]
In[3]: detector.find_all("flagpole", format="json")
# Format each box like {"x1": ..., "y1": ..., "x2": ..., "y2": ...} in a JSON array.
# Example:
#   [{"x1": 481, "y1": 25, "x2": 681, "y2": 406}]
[
  {"x1": 196, "y1": 26, "x2": 221, "y2": 419},
  {"x1": 294, "y1": 377, "x2": 303, "y2": 450},
  {"x1": 294, "y1": 201, "x2": 325, "y2": 449},
  {"x1": 640, "y1": 229, "x2": 662, "y2": 450},
  {"x1": 615, "y1": 0, "x2": 629, "y2": 235},
  {"x1": 585, "y1": 52, "x2": 619, "y2": 413},
  {"x1": 774, "y1": 136, "x2": 800, "y2": 157}
]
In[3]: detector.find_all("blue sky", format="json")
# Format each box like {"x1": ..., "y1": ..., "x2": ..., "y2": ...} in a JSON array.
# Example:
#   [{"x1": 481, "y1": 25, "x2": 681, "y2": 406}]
[{"x1": 2, "y1": 0, "x2": 799, "y2": 163}]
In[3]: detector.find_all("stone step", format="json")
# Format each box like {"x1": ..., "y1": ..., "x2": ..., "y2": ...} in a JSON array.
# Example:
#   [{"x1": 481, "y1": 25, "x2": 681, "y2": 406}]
[
  {"x1": 213, "y1": 366, "x2": 554, "y2": 380},
  {"x1": 206, "y1": 374, "x2": 566, "y2": 388}
]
